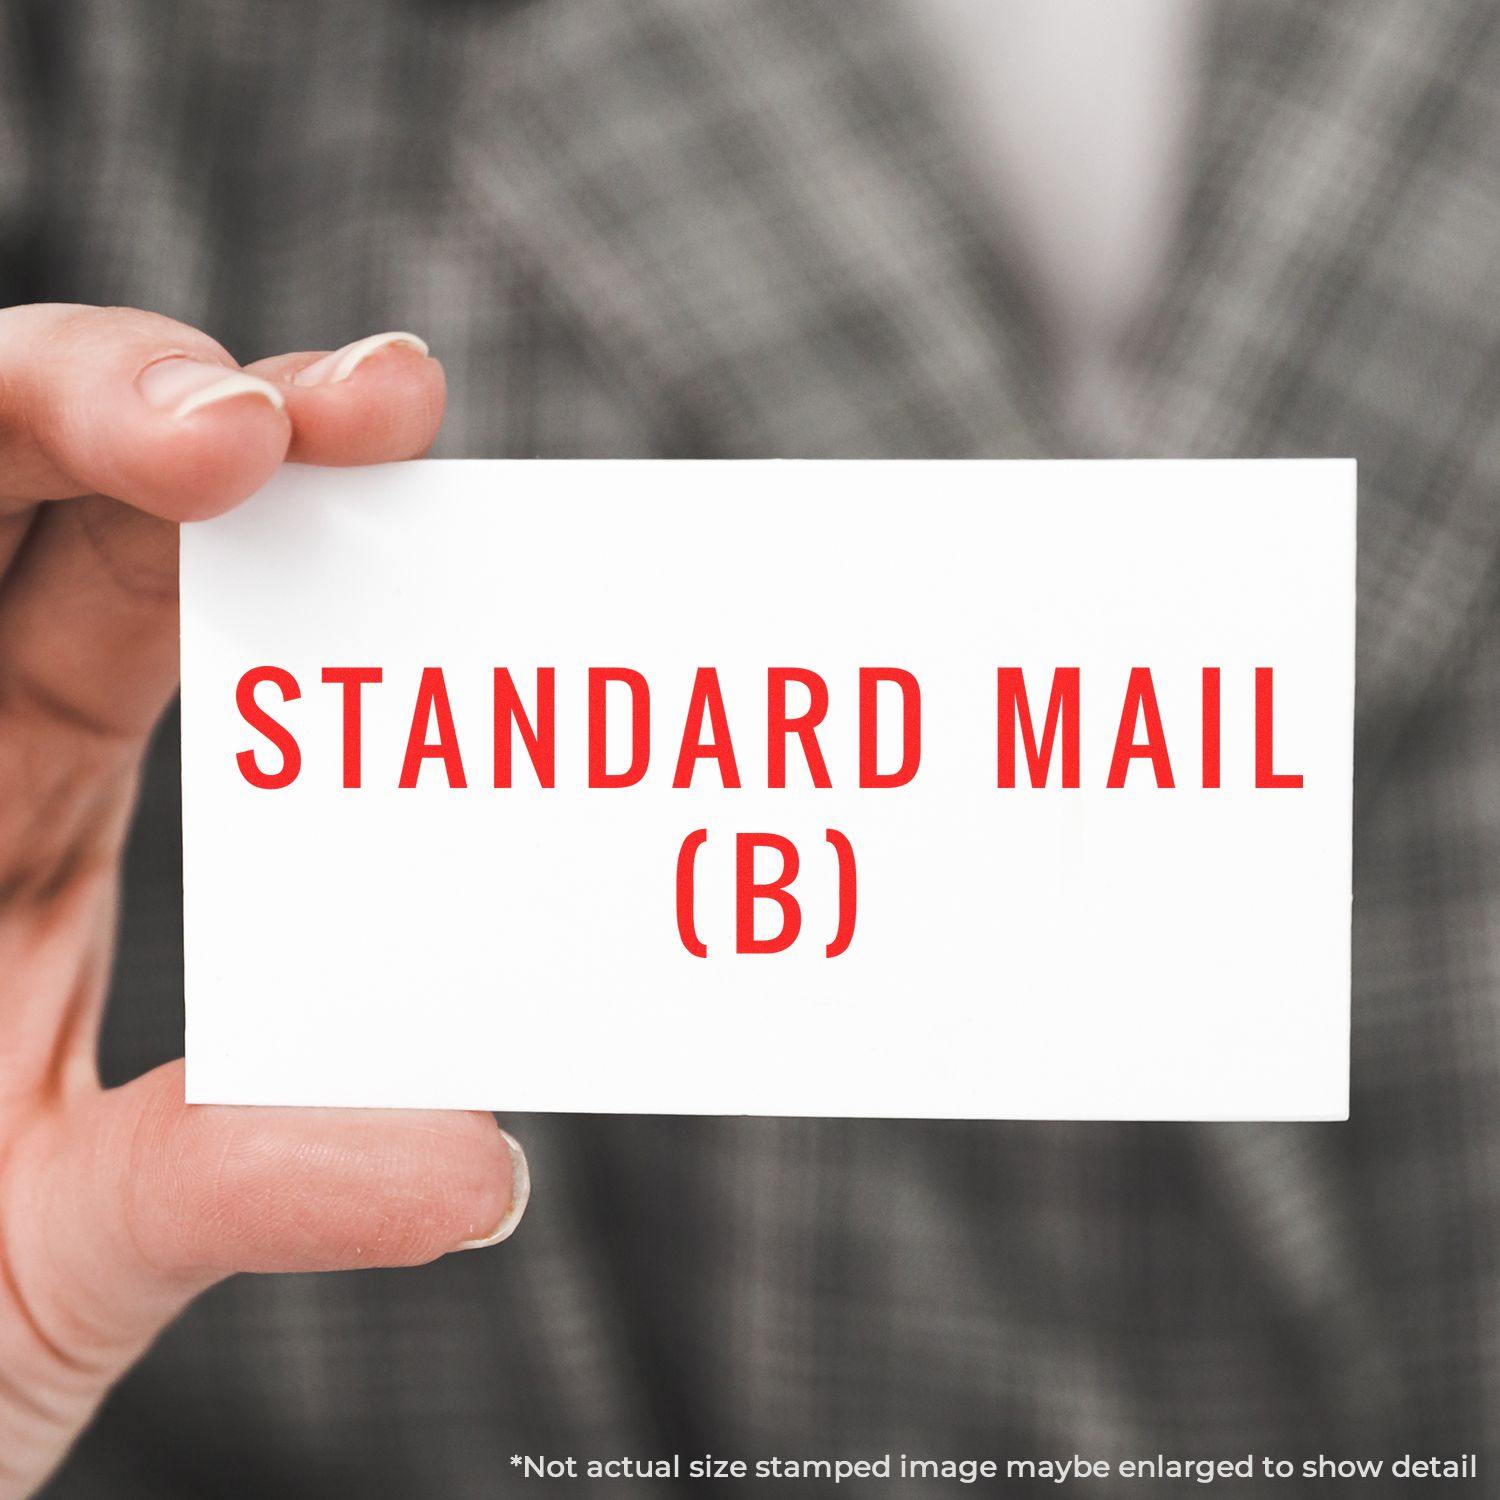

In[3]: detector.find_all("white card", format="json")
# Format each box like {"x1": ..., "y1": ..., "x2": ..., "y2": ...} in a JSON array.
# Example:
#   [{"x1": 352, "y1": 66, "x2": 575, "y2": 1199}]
[{"x1": 180, "y1": 459, "x2": 1354, "y2": 1119}]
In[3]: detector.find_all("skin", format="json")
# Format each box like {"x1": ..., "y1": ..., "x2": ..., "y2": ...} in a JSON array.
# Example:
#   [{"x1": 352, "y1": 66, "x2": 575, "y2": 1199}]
[{"x1": 0, "y1": 304, "x2": 522, "y2": 1496}]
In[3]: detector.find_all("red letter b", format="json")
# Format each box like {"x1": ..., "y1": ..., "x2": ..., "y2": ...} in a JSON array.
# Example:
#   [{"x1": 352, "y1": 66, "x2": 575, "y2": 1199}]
[{"x1": 735, "y1": 833, "x2": 801, "y2": 954}]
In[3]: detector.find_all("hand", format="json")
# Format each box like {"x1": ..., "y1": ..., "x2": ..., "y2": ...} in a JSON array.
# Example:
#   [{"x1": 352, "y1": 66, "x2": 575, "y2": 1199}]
[{"x1": 0, "y1": 305, "x2": 527, "y2": 1496}]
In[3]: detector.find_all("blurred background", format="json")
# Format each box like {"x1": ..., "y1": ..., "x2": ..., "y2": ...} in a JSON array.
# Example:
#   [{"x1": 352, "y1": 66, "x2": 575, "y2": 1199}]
[{"x1": 4, "y1": 0, "x2": 1497, "y2": 1492}]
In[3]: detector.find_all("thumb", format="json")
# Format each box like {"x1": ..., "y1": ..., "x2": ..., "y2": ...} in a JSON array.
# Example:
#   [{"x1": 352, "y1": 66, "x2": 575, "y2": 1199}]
[{"x1": 0, "y1": 1061, "x2": 526, "y2": 1485}]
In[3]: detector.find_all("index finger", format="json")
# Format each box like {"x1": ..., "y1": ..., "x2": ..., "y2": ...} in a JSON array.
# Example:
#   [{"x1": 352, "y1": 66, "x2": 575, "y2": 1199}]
[{"x1": 248, "y1": 331, "x2": 445, "y2": 467}]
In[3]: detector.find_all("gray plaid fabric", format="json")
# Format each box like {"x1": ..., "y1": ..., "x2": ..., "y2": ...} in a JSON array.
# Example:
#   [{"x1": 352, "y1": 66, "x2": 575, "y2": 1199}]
[{"x1": 2, "y1": 0, "x2": 1495, "y2": 1492}]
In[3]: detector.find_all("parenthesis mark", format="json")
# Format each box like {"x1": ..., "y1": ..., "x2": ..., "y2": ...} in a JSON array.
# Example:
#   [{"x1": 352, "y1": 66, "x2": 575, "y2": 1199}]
[
  {"x1": 676, "y1": 829, "x2": 708, "y2": 957},
  {"x1": 825, "y1": 828, "x2": 856, "y2": 958}
]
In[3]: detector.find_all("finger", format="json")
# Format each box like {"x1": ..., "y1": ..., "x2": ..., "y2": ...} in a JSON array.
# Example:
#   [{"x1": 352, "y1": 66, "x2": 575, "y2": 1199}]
[
  {"x1": 3, "y1": 1060, "x2": 527, "y2": 1374},
  {"x1": 0, "y1": 321, "x2": 442, "y2": 745},
  {"x1": 0, "y1": 303, "x2": 290, "y2": 519},
  {"x1": 0, "y1": 496, "x2": 180, "y2": 743},
  {"x1": 247, "y1": 331, "x2": 446, "y2": 466}
]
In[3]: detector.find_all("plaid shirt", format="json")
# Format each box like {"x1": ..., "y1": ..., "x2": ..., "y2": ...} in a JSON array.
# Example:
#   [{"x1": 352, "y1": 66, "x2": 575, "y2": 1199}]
[{"x1": 5, "y1": 0, "x2": 1497, "y2": 1492}]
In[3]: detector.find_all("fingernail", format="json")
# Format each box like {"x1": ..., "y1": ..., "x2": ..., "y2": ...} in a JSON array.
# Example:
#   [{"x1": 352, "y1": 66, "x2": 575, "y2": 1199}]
[
  {"x1": 138, "y1": 356, "x2": 286, "y2": 419},
  {"x1": 292, "y1": 331, "x2": 430, "y2": 387},
  {"x1": 456, "y1": 1129, "x2": 530, "y2": 1250}
]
